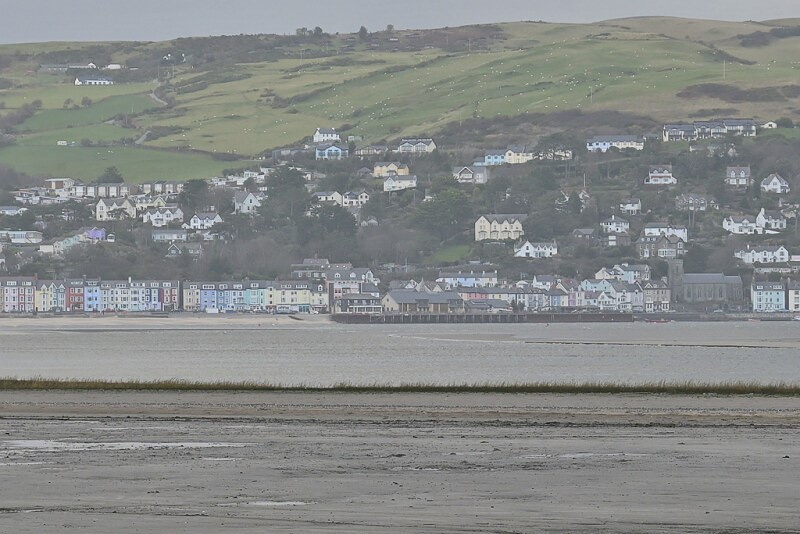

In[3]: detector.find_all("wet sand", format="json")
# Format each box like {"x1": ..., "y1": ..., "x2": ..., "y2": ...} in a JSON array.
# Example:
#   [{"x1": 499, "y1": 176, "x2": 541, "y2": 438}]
[{"x1": 1, "y1": 391, "x2": 798, "y2": 532}]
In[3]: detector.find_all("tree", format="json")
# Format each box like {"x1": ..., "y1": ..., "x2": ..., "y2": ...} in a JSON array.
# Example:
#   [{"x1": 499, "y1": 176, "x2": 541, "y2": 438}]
[
  {"x1": 98, "y1": 166, "x2": 124, "y2": 183},
  {"x1": 81, "y1": 96, "x2": 92, "y2": 108},
  {"x1": 413, "y1": 187, "x2": 472, "y2": 240},
  {"x1": 63, "y1": 98, "x2": 73, "y2": 109},
  {"x1": 179, "y1": 179, "x2": 211, "y2": 213},
  {"x1": 386, "y1": 24, "x2": 395, "y2": 33},
  {"x1": 313, "y1": 26, "x2": 324, "y2": 37},
  {"x1": 358, "y1": 26, "x2": 369, "y2": 40}
]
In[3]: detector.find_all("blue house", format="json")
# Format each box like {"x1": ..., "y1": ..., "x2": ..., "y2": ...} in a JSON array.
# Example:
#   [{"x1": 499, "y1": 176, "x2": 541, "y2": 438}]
[
  {"x1": 482, "y1": 149, "x2": 506, "y2": 166},
  {"x1": 83, "y1": 282, "x2": 101, "y2": 312},
  {"x1": 751, "y1": 282, "x2": 786, "y2": 312},
  {"x1": 315, "y1": 143, "x2": 349, "y2": 160}
]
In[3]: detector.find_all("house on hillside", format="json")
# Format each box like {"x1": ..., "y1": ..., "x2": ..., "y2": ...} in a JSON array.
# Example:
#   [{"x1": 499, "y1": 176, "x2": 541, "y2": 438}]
[
  {"x1": 74, "y1": 75, "x2": 113, "y2": 86},
  {"x1": 675, "y1": 194, "x2": 717, "y2": 212},
  {"x1": 586, "y1": 135, "x2": 645, "y2": 153},
  {"x1": 644, "y1": 165, "x2": 678, "y2": 186},
  {"x1": 514, "y1": 241, "x2": 558, "y2": 258},
  {"x1": 396, "y1": 138, "x2": 436, "y2": 154},
  {"x1": 233, "y1": 191, "x2": 261, "y2": 215},
  {"x1": 143, "y1": 206, "x2": 184, "y2": 228},
  {"x1": 315, "y1": 143, "x2": 348, "y2": 160},
  {"x1": 354, "y1": 145, "x2": 388, "y2": 157},
  {"x1": 313, "y1": 127, "x2": 340, "y2": 143},
  {"x1": 373, "y1": 162, "x2": 409, "y2": 177},
  {"x1": 95, "y1": 198, "x2": 136, "y2": 221},
  {"x1": 474, "y1": 214, "x2": 526, "y2": 241},
  {"x1": 725, "y1": 166, "x2": 752, "y2": 190},
  {"x1": 619, "y1": 198, "x2": 642, "y2": 216},
  {"x1": 184, "y1": 212, "x2": 223, "y2": 230},
  {"x1": 383, "y1": 175, "x2": 417, "y2": 192},
  {"x1": 636, "y1": 234, "x2": 686, "y2": 259},
  {"x1": 761, "y1": 173, "x2": 791, "y2": 194},
  {"x1": 505, "y1": 145, "x2": 535, "y2": 164},
  {"x1": 723, "y1": 214, "x2": 762, "y2": 235},
  {"x1": 342, "y1": 190, "x2": 370, "y2": 207},
  {"x1": 452, "y1": 166, "x2": 489, "y2": 185},
  {"x1": 481, "y1": 149, "x2": 506, "y2": 166},
  {"x1": 600, "y1": 215, "x2": 629, "y2": 234},
  {"x1": 756, "y1": 208, "x2": 787, "y2": 232},
  {"x1": 734, "y1": 244, "x2": 790, "y2": 265},
  {"x1": 642, "y1": 222, "x2": 688, "y2": 242}
]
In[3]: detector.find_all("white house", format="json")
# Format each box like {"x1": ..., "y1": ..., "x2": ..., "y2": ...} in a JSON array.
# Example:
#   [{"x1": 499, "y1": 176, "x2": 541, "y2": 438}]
[
  {"x1": 601, "y1": 215, "x2": 630, "y2": 234},
  {"x1": 723, "y1": 215, "x2": 762, "y2": 235},
  {"x1": 313, "y1": 127, "x2": 340, "y2": 144},
  {"x1": 788, "y1": 281, "x2": 800, "y2": 312},
  {"x1": 452, "y1": 166, "x2": 489, "y2": 185},
  {"x1": 384, "y1": 175, "x2": 418, "y2": 192},
  {"x1": 514, "y1": 241, "x2": 558, "y2": 258},
  {"x1": 152, "y1": 229, "x2": 188, "y2": 242},
  {"x1": 143, "y1": 206, "x2": 184, "y2": 228},
  {"x1": 74, "y1": 75, "x2": 113, "y2": 86},
  {"x1": 675, "y1": 194, "x2": 717, "y2": 212},
  {"x1": 474, "y1": 214, "x2": 526, "y2": 241},
  {"x1": 95, "y1": 198, "x2": 136, "y2": 221},
  {"x1": 184, "y1": 212, "x2": 223, "y2": 230},
  {"x1": 734, "y1": 245, "x2": 790, "y2": 264},
  {"x1": 233, "y1": 191, "x2": 261, "y2": 215},
  {"x1": 760, "y1": 173, "x2": 791, "y2": 194},
  {"x1": 642, "y1": 222, "x2": 689, "y2": 242},
  {"x1": 619, "y1": 198, "x2": 642, "y2": 216},
  {"x1": 0, "y1": 206, "x2": 28, "y2": 216},
  {"x1": 644, "y1": 165, "x2": 678, "y2": 186},
  {"x1": 725, "y1": 166, "x2": 752, "y2": 189},
  {"x1": 756, "y1": 208, "x2": 787, "y2": 232},
  {"x1": 312, "y1": 191, "x2": 344, "y2": 206},
  {"x1": 342, "y1": 190, "x2": 370, "y2": 207},
  {"x1": 396, "y1": 138, "x2": 436, "y2": 154},
  {"x1": 586, "y1": 135, "x2": 645, "y2": 153}
]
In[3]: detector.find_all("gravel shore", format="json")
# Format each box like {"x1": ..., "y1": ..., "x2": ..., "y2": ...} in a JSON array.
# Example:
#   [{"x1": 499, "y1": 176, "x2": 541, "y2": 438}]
[{"x1": 1, "y1": 391, "x2": 798, "y2": 532}]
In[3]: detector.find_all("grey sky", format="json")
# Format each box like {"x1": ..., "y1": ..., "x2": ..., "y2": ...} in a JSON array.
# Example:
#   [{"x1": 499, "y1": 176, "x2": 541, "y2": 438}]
[{"x1": 1, "y1": 0, "x2": 798, "y2": 44}]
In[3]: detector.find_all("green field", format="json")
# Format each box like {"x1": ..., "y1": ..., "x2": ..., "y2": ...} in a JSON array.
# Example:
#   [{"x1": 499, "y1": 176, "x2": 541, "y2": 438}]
[
  {"x1": 0, "y1": 144, "x2": 241, "y2": 182},
  {"x1": 2, "y1": 17, "x2": 800, "y2": 179}
]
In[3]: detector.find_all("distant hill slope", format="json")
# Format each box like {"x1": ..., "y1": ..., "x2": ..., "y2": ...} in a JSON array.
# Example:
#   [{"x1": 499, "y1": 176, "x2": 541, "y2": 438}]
[{"x1": 1, "y1": 17, "x2": 799, "y2": 180}]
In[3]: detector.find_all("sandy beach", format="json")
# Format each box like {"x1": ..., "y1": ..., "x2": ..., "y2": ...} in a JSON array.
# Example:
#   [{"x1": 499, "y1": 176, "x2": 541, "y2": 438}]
[{"x1": 1, "y1": 391, "x2": 798, "y2": 532}]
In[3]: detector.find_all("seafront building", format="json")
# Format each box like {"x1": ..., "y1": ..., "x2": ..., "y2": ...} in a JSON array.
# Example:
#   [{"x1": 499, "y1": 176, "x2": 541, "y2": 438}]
[{"x1": 0, "y1": 266, "x2": 793, "y2": 314}]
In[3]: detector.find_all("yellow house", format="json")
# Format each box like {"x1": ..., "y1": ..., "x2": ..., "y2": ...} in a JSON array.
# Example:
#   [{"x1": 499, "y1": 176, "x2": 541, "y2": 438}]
[
  {"x1": 35, "y1": 280, "x2": 66, "y2": 312},
  {"x1": 474, "y1": 214, "x2": 527, "y2": 242},
  {"x1": 373, "y1": 161, "x2": 410, "y2": 178},
  {"x1": 182, "y1": 283, "x2": 201, "y2": 311},
  {"x1": 504, "y1": 145, "x2": 534, "y2": 165}
]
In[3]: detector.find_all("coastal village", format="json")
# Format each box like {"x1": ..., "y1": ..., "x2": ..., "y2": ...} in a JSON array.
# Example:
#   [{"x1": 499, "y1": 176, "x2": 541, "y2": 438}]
[{"x1": 2, "y1": 120, "x2": 800, "y2": 316}]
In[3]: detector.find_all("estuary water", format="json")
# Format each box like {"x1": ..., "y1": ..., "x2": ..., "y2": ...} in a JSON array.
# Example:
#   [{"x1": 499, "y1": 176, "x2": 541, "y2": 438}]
[{"x1": 1, "y1": 319, "x2": 799, "y2": 386}]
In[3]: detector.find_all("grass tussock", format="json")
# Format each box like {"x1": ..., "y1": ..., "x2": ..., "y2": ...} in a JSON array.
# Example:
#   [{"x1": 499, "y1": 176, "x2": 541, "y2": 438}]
[{"x1": 0, "y1": 377, "x2": 798, "y2": 396}]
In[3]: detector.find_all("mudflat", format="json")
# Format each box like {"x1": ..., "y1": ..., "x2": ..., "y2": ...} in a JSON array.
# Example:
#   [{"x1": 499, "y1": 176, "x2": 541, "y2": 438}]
[{"x1": 1, "y1": 391, "x2": 798, "y2": 533}]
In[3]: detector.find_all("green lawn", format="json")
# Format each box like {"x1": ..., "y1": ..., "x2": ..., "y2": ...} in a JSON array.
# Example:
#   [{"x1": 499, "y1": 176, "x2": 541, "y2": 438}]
[
  {"x1": 433, "y1": 245, "x2": 473, "y2": 263},
  {"x1": 0, "y1": 144, "x2": 245, "y2": 182},
  {"x1": 19, "y1": 94, "x2": 157, "y2": 131}
]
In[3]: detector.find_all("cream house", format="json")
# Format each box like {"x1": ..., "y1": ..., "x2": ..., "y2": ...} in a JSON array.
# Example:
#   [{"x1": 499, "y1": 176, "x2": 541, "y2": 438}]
[
  {"x1": 474, "y1": 214, "x2": 526, "y2": 241},
  {"x1": 373, "y1": 162, "x2": 409, "y2": 178},
  {"x1": 95, "y1": 198, "x2": 136, "y2": 221}
]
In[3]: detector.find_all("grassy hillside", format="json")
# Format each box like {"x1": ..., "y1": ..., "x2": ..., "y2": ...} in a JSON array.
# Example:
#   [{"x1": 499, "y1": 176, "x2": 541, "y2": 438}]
[{"x1": 1, "y1": 17, "x2": 800, "y2": 181}]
